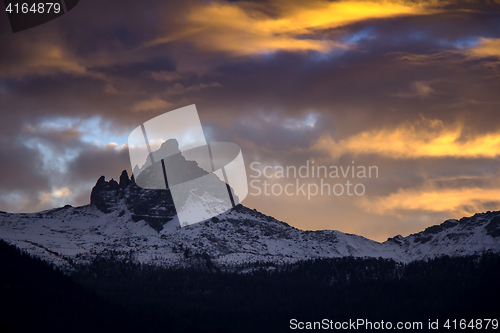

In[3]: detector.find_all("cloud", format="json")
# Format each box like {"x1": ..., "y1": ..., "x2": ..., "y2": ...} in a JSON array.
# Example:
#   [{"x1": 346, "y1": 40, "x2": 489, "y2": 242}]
[
  {"x1": 131, "y1": 97, "x2": 171, "y2": 112},
  {"x1": 393, "y1": 80, "x2": 436, "y2": 98},
  {"x1": 146, "y1": 0, "x2": 444, "y2": 56},
  {"x1": 104, "y1": 84, "x2": 119, "y2": 94},
  {"x1": 361, "y1": 176, "x2": 500, "y2": 217},
  {"x1": 466, "y1": 37, "x2": 500, "y2": 59},
  {"x1": 39, "y1": 187, "x2": 72, "y2": 206},
  {"x1": 314, "y1": 116, "x2": 500, "y2": 159},
  {"x1": 0, "y1": 139, "x2": 49, "y2": 192},
  {"x1": 0, "y1": 37, "x2": 95, "y2": 79},
  {"x1": 66, "y1": 142, "x2": 130, "y2": 183},
  {"x1": 167, "y1": 82, "x2": 222, "y2": 95},
  {"x1": 464, "y1": 37, "x2": 500, "y2": 72},
  {"x1": 22, "y1": 123, "x2": 83, "y2": 148},
  {"x1": 394, "y1": 37, "x2": 500, "y2": 74},
  {"x1": 149, "y1": 71, "x2": 186, "y2": 82},
  {"x1": 0, "y1": 114, "x2": 131, "y2": 213}
]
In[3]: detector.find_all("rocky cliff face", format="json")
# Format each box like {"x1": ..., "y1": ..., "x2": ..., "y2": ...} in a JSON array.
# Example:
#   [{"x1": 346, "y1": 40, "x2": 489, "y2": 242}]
[{"x1": 90, "y1": 170, "x2": 176, "y2": 231}]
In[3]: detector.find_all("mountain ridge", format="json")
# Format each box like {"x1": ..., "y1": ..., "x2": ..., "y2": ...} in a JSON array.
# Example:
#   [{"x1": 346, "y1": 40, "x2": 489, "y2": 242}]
[{"x1": 0, "y1": 171, "x2": 499, "y2": 270}]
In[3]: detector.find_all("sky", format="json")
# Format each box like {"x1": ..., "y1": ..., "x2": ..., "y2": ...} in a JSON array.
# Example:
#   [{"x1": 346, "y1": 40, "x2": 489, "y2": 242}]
[{"x1": 1, "y1": 0, "x2": 500, "y2": 241}]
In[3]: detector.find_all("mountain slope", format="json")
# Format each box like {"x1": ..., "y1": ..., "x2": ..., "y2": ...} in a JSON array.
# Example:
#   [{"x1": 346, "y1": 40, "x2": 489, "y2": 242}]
[{"x1": 386, "y1": 212, "x2": 500, "y2": 260}]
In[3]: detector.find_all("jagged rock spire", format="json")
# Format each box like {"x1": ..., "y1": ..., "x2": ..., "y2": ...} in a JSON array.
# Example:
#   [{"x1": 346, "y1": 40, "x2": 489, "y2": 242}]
[{"x1": 119, "y1": 170, "x2": 130, "y2": 189}]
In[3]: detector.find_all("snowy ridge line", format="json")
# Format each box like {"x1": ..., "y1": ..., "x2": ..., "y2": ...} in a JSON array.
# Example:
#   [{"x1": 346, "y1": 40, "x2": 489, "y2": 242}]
[{"x1": 0, "y1": 201, "x2": 499, "y2": 270}]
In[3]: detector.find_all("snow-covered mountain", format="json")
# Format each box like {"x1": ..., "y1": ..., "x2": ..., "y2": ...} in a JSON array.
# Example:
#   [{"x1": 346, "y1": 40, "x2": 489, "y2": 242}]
[{"x1": 1, "y1": 171, "x2": 499, "y2": 270}]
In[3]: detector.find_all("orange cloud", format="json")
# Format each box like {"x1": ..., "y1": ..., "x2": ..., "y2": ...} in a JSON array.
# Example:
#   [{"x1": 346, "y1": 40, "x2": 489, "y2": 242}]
[
  {"x1": 131, "y1": 97, "x2": 171, "y2": 112},
  {"x1": 394, "y1": 38, "x2": 500, "y2": 71},
  {"x1": 466, "y1": 37, "x2": 500, "y2": 59},
  {"x1": 393, "y1": 80, "x2": 436, "y2": 98},
  {"x1": 0, "y1": 38, "x2": 97, "y2": 79},
  {"x1": 40, "y1": 187, "x2": 72, "y2": 206},
  {"x1": 314, "y1": 117, "x2": 500, "y2": 159},
  {"x1": 2, "y1": 32, "x2": 147, "y2": 79},
  {"x1": 361, "y1": 179, "x2": 500, "y2": 216},
  {"x1": 149, "y1": 0, "x2": 445, "y2": 56}
]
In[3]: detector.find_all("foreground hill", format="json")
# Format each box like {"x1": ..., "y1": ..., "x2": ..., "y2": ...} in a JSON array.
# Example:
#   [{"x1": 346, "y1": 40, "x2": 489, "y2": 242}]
[{"x1": 2, "y1": 239, "x2": 499, "y2": 333}]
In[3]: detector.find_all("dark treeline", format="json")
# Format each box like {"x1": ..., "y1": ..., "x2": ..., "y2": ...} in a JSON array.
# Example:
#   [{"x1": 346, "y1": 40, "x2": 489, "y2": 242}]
[
  {"x1": 0, "y1": 240, "x2": 137, "y2": 333},
  {"x1": 1, "y1": 239, "x2": 499, "y2": 332}
]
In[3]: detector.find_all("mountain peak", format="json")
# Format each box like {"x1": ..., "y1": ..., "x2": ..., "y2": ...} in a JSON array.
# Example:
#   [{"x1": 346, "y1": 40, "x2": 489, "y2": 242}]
[
  {"x1": 90, "y1": 170, "x2": 176, "y2": 230},
  {"x1": 119, "y1": 170, "x2": 130, "y2": 189}
]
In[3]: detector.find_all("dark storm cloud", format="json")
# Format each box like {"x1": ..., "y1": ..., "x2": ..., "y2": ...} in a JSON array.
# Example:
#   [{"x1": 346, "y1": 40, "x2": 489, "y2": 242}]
[
  {"x1": 65, "y1": 143, "x2": 130, "y2": 184},
  {"x1": 1, "y1": 0, "x2": 498, "y2": 133},
  {"x1": 0, "y1": 138, "x2": 48, "y2": 192},
  {"x1": 185, "y1": 6, "x2": 500, "y2": 136}
]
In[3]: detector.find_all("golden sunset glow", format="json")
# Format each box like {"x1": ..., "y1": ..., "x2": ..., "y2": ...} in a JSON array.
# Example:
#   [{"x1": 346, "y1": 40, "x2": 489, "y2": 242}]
[
  {"x1": 40, "y1": 187, "x2": 72, "y2": 207},
  {"x1": 314, "y1": 117, "x2": 500, "y2": 159},
  {"x1": 148, "y1": 0, "x2": 444, "y2": 55},
  {"x1": 467, "y1": 38, "x2": 500, "y2": 58},
  {"x1": 363, "y1": 185, "x2": 500, "y2": 216},
  {"x1": 131, "y1": 97, "x2": 171, "y2": 112},
  {"x1": 395, "y1": 37, "x2": 500, "y2": 69},
  {"x1": 0, "y1": 40, "x2": 88, "y2": 78}
]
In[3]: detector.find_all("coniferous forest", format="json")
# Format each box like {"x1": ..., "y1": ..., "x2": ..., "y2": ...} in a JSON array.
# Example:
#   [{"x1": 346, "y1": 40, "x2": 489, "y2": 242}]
[{"x1": 1, "y1": 239, "x2": 499, "y2": 333}]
